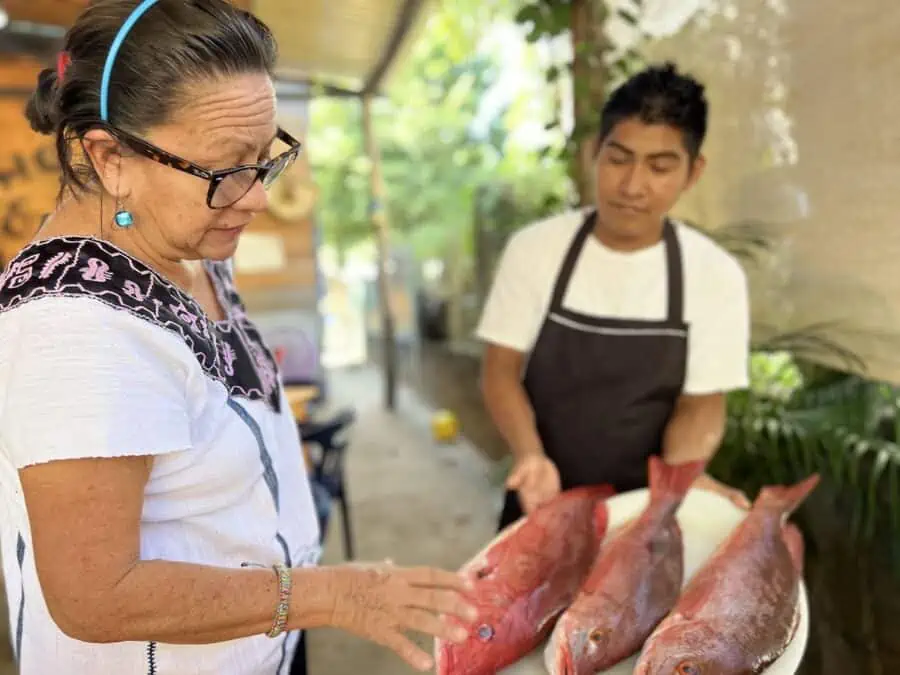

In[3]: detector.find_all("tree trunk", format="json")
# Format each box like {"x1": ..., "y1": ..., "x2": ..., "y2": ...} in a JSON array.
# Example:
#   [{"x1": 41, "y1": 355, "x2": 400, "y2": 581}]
[
  {"x1": 361, "y1": 95, "x2": 397, "y2": 410},
  {"x1": 569, "y1": 0, "x2": 610, "y2": 206}
]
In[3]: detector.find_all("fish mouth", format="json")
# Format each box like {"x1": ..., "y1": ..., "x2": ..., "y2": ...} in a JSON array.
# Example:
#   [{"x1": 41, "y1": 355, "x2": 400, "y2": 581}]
[{"x1": 557, "y1": 639, "x2": 575, "y2": 675}]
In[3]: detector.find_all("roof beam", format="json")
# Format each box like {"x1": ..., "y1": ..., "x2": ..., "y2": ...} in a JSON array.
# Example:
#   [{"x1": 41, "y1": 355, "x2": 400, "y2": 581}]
[{"x1": 360, "y1": 0, "x2": 426, "y2": 96}]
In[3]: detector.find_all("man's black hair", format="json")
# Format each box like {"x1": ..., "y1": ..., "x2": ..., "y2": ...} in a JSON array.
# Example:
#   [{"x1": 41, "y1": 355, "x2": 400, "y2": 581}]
[{"x1": 597, "y1": 61, "x2": 708, "y2": 159}]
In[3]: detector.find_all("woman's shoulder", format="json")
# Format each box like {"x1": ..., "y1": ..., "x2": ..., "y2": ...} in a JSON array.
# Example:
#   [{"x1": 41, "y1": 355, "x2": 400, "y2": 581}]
[
  {"x1": 0, "y1": 293, "x2": 199, "y2": 380},
  {"x1": 0, "y1": 239, "x2": 283, "y2": 413},
  {"x1": 0, "y1": 237, "x2": 210, "y2": 373}
]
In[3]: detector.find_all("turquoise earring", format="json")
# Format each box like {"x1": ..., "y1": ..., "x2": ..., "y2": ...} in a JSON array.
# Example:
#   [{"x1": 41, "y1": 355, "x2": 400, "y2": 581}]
[{"x1": 114, "y1": 210, "x2": 134, "y2": 228}]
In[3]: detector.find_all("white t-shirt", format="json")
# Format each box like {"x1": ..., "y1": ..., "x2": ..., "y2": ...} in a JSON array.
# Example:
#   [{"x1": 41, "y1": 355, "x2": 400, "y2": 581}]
[
  {"x1": 0, "y1": 237, "x2": 321, "y2": 675},
  {"x1": 475, "y1": 208, "x2": 750, "y2": 394}
]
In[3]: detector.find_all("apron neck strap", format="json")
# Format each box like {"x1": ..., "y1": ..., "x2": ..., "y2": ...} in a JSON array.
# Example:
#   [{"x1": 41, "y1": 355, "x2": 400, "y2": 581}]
[
  {"x1": 662, "y1": 218, "x2": 684, "y2": 323},
  {"x1": 548, "y1": 211, "x2": 597, "y2": 312},
  {"x1": 548, "y1": 211, "x2": 685, "y2": 324}
]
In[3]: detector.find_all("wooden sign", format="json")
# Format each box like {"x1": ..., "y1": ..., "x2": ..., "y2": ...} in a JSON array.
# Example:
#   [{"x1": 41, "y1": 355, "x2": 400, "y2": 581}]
[{"x1": 0, "y1": 56, "x2": 58, "y2": 268}]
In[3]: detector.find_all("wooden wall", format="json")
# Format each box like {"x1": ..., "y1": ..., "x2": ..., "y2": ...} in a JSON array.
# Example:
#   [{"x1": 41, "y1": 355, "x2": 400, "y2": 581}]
[{"x1": 0, "y1": 56, "x2": 57, "y2": 268}]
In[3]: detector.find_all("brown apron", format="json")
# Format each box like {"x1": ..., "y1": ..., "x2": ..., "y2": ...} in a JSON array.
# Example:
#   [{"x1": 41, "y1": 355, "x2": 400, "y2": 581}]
[{"x1": 497, "y1": 211, "x2": 689, "y2": 530}]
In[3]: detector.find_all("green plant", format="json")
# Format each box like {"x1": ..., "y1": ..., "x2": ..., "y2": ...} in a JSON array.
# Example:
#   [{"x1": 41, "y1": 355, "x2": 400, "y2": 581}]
[
  {"x1": 513, "y1": 0, "x2": 652, "y2": 172},
  {"x1": 711, "y1": 352, "x2": 900, "y2": 568},
  {"x1": 680, "y1": 216, "x2": 900, "y2": 568}
]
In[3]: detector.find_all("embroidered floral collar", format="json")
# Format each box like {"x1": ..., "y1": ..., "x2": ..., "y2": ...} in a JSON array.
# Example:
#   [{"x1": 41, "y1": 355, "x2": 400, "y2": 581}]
[{"x1": 0, "y1": 236, "x2": 282, "y2": 413}]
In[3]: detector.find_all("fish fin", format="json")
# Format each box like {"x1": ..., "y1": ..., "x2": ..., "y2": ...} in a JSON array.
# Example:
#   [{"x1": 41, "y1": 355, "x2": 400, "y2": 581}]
[
  {"x1": 755, "y1": 474, "x2": 820, "y2": 516},
  {"x1": 648, "y1": 456, "x2": 707, "y2": 504},
  {"x1": 598, "y1": 483, "x2": 617, "y2": 499},
  {"x1": 783, "y1": 522, "x2": 805, "y2": 573},
  {"x1": 593, "y1": 499, "x2": 612, "y2": 541}
]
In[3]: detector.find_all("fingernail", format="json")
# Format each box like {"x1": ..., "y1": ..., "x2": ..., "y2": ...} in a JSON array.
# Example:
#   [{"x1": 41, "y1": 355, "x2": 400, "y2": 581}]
[
  {"x1": 454, "y1": 627, "x2": 469, "y2": 642},
  {"x1": 466, "y1": 605, "x2": 479, "y2": 620},
  {"x1": 419, "y1": 655, "x2": 434, "y2": 670}
]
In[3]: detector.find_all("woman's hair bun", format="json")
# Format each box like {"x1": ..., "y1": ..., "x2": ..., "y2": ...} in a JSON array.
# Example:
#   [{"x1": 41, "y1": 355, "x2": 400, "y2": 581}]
[{"x1": 24, "y1": 67, "x2": 61, "y2": 135}]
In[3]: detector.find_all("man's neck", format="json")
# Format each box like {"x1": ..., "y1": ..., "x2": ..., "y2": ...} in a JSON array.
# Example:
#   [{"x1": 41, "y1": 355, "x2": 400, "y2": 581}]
[{"x1": 592, "y1": 214, "x2": 666, "y2": 252}]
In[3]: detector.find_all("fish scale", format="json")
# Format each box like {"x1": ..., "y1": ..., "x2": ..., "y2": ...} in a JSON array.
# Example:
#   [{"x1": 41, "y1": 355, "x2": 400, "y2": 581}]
[
  {"x1": 545, "y1": 457, "x2": 707, "y2": 675},
  {"x1": 634, "y1": 474, "x2": 819, "y2": 675},
  {"x1": 434, "y1": 484, "x2": 615, "y2": 675}
]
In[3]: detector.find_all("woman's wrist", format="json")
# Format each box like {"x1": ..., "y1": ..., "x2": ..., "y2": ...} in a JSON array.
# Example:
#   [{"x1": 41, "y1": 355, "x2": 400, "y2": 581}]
[{"x1": 286, "y1": 566, "x2": 338, "y2": 631}]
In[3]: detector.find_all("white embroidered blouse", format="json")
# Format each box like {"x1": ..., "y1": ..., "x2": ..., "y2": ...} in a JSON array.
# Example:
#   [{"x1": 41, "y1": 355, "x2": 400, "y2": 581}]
[{"x1": 0, "y1": 237, "x2": 321, "y2": 675}]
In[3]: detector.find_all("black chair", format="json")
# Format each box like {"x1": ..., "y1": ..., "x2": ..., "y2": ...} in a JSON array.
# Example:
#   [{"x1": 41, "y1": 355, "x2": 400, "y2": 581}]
[{"x1": 299, "y1": 407, "x2": 357, "y2": 560}]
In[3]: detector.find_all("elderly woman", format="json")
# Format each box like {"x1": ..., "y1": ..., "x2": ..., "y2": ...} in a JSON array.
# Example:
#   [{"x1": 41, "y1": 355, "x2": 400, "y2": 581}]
[{"x1": 0, "y1": 0, "x2": 478, "y2": 673}]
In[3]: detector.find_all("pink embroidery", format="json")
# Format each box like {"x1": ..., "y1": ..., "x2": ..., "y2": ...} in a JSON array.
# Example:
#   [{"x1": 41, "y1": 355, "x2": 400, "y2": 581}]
[
  {"x1": 80, "y1": 258, "x2": 112, "y2": 282},
  {"x1": 39, "y1": 252, "x2": 73, "y2": 279},
  {"x1": 0, "y1": 241, "x2": 282, "y2": 413},
  {"x1": 250, "y1": 343, "x2": 278, "y2": 394},
  {"x1": 170, "y1": 302, "x2": 203, "y2": 334},
  {"x1": 123, "y1": 280, "x2": 145, "y2": 302},
  {"x1": 219, "y1": 341, "x2": 237, "y2": 376},
  {"x1": 4, "y1": 254, "x2": 40, "y2": 289}
]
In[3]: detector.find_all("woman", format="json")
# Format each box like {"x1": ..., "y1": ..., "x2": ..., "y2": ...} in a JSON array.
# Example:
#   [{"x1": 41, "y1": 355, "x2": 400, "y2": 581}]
[{"x1": 0, "y1": 1, "x2": 477, "y2": 673}]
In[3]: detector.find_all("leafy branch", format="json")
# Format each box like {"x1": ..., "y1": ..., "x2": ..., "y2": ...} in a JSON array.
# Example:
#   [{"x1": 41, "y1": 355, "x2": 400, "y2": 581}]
[{"x1": 512, "y1": 0, "x2": 653, "y2": 176}]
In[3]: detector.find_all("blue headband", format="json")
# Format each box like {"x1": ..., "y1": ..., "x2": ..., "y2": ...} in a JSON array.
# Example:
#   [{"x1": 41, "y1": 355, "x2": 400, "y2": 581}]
[{"x1": 99, "y1": 0, "x2": 162, "y2": 122}]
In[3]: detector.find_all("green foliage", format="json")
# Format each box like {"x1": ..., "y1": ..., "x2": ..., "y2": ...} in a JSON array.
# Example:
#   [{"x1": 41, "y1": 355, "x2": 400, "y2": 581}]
[
  {"x1": 714, "y1": 365, "x2": 900, "y2": 558},
  {"x1": 308, "y1": 0, "x2": 572, "y2": 261},
  {"x1": 683, "y1": 218, "x2": 900, "y2": 565},
  {"x1": 511, "y1": 0, "x2": 653, "y2": 167}
]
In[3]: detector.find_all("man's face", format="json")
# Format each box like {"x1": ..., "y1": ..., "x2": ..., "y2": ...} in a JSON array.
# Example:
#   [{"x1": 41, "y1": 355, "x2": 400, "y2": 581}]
[{"x1": 593, "y1": 117, "x2": 705, "y2": 243}]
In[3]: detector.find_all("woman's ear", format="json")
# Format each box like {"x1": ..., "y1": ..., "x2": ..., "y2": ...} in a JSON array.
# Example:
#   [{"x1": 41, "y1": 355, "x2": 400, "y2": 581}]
[{"x1": 81, "y1": 129, "x2": 129, "y2": 199}]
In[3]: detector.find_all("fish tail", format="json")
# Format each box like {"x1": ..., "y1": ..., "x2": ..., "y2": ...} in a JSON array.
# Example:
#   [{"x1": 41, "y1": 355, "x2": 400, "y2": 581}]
[
  {"x1": 783, "y1": 522, "x2": 806, "y2": 572},
  {"x1": 755, "y1": 473, "x2": 821, "y2": 516},
  {"x1": 592, "y1": 485, "x2": 616, "y2": 540},
  {"x1": 648, "y1": 456, "x2": 707, "y2": 505}
]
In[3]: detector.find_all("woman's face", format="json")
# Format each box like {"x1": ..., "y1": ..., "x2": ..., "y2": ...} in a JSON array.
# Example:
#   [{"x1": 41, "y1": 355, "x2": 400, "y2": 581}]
[{"x1": 122, "y1": 71, "x2": 278, "y2": 262}]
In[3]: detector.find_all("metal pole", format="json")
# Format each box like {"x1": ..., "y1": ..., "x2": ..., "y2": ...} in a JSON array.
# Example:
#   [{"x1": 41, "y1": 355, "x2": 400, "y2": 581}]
[{"x1": 361, "y1": 94, "x2": 397, "y2": 410}]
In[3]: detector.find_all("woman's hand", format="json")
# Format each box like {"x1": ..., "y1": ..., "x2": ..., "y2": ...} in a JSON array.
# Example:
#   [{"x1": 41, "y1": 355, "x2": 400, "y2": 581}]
[
  {"x1": 322, "y1": 562, "x2": 479, "y2": 671},
  {"x1": 506, "y1": 451, "x2": 561, "y2": 514}
]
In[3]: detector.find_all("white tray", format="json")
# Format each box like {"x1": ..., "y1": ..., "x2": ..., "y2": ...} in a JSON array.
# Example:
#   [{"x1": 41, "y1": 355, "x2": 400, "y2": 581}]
[{"x1": 498, "y1": 488, "x2": 810, "y2": 675}]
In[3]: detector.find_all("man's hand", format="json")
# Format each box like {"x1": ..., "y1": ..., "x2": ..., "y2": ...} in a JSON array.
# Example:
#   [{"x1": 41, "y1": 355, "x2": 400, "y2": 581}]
[
  {"x1": 506, "y1": 452, "x2": 561, "y2": 514},
  {"x1": 693, "y1": 473, "x2": 750, "y2": 509}
]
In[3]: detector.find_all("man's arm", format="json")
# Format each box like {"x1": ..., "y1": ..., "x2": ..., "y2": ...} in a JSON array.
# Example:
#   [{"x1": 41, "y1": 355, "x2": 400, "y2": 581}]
[
  {"x1": 661, "y1": 392, "x2": 727, "y2": 464},
  {"x1": 475, "y1": 227, "x2": 546, "y2": 461},
  {"x1": 667, "y1": 247, "x2": 751, "y2": 505},
  {"x1": 480, "y1": 344, "x2": 544, "y2": 462},
  {"x1": 475, "y1": 226, "x2": 563, "y2": 510}
]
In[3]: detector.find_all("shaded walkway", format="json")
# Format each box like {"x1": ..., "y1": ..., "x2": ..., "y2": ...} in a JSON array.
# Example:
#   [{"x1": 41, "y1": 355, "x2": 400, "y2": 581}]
[{"x1": 308, "y1": 364, "x2": 505, "y2": 672}]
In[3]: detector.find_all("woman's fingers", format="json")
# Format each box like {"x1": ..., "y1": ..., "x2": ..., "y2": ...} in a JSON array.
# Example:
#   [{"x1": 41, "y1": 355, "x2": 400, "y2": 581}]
[
  {"x1": 400, "y1": 565, "x2": 471, "y2": 589},
  {"x1": 400, "y1": 607, "x2": 469, "y2": 643},
  {"x1": 375, "y1": 628, "x2": 435, "y2": 672},
  {"x1": 405, "y1": 586, "x2": 478, "y2": 622}
]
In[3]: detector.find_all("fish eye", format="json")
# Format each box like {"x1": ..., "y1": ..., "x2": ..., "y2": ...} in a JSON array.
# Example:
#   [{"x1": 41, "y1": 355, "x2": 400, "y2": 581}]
[
  {"x1": 475, "y1": 566, "x2": 493, "y2": 580},
  {"x1": 676, "y1": 662, "x2": 701, "y2": 675},
  {"x1": 589, "y1": 629, "x2": 605, "y2": 643},
  {"x1": 476, "y1": 624, "x2": 494, "y2": 641}
]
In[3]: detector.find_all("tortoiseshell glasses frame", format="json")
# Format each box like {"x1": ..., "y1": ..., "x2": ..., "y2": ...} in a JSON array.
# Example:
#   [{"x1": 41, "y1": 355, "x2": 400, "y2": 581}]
[{"x1": 99, "y1": 124, "x2": 303, "y2": 209}]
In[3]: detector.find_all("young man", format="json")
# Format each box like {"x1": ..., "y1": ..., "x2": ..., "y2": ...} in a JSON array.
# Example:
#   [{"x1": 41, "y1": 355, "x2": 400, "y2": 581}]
[{"x1": 477, "y1": 62, "x2": 751, "y2": 530}]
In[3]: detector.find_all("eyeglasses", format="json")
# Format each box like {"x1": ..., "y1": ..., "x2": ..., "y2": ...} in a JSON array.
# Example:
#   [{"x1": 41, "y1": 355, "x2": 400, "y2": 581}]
[{"x1": 100, "y1": 124, "x2": 303, "y2": 209}]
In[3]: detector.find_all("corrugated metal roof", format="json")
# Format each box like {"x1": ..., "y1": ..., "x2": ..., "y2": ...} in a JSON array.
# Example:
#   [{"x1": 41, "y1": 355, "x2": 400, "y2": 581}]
[{"x1": 1, "y1": 0, "x2": 429, "y2": 94}]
